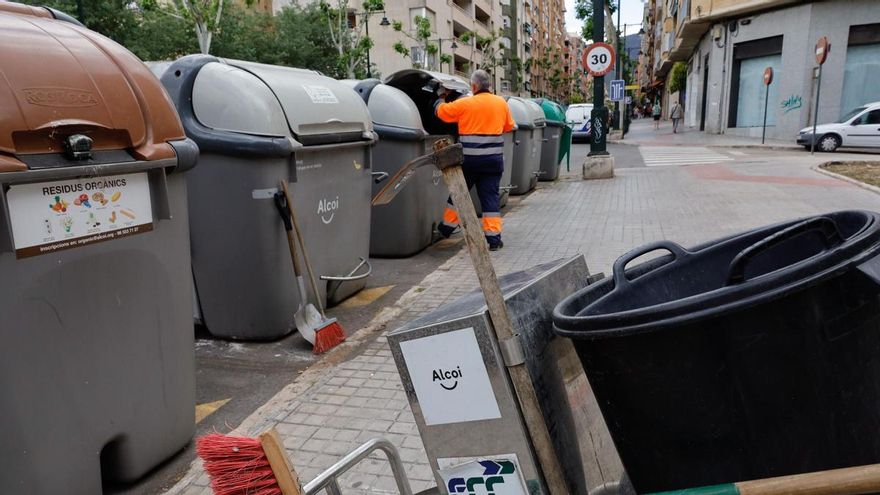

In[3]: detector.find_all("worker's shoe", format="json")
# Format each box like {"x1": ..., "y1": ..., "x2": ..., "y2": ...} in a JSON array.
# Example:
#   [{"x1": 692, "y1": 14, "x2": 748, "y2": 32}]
[
  {"x1": 488, "y1": 240, "x2": 504, "y2": 251},
  {"x1": 437, "y1": 223, "x2": 458, "y2": 239}
]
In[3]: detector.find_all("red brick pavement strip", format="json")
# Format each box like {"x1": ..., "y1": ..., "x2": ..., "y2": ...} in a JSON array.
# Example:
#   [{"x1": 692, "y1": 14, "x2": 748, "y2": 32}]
[{"x1": 688, "y1": 164, "x2": 853, "y2": 188}]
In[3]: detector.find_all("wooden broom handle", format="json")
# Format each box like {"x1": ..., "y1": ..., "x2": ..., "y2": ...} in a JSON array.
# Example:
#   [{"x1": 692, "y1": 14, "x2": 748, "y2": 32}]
[
  {"x1": 259, "y1": 428, "x2": 303, "y2": 495},
  {"x1": 737, "y1": 463, "x2": 880, "y2": 495},
  {"x1": 281, "y1": 181, "x2": 326, "y2": 316},
  {"x1": 441, "y1": 162, "x2": 569, "y2": 494}
]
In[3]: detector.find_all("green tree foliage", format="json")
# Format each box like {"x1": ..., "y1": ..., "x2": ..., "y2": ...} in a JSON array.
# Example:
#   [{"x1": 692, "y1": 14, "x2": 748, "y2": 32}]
[
  {"x1": 391, "y1": 15, "x2": 433, "y2": 69},
  {"x1": 275, "y1": 5, "x2": 340, "y2": 76},
  {"x1": 211, "y1": 5, "x2": 279, "y2": 64},
  {"x1": 573, "y1": 0, "x2": 615, "y2": 42},
  {"x1": 669, "y1": 61, "x2": 687, "y2": 94},
  {"x1": 18, "y1": 0, "x2": 138, "y2": 43},
  {"x1": 17, "y1": 1, "x2": 354, "y2": 76},
  {"x1": 125, "y1": 3, "x2": 198, "y2": 61}
]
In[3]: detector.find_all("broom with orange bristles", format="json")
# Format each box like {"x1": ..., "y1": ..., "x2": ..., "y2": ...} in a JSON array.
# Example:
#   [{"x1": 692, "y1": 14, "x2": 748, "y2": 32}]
[
  {"x1": 280, "y1": 180, "x2": 346, "y2": 354},
  {"x1": 197, "y1": 428, "x2": 303, "y2": 495}
]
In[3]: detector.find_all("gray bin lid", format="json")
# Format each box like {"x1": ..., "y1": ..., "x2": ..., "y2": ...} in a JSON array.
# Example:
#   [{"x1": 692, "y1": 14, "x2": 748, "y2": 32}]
[
  {"x1": 507, "y1": 96, "x2": 545, "y2": 129},
  {"x1": 522, "y1": 99, "x2": 547, "y2": 128},
  {"x1": 191, "y1": 59, "x2": 374, "y2": 144},
  {"x1": 193, "y1": 62, "x2": 290, "y2": 137},
  {"x1": 340, "y1": 81, "x2": 424, "y2": 132}
]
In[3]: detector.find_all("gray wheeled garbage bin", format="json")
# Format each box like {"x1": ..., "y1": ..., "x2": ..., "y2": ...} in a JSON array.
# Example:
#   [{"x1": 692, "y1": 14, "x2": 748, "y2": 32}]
[
  {"x1": 0, "y1": 5, "x2": 198, "y2": 494},
  {"x1": 533, "y1": 98, "x2": 567, "y2": 181},
  {"x1": 155, "y1": 55, "x2": 375, "y2": 339},
  {"x1": 345, "y1": 79, "x2": 448, "y2": 257},
  {"x1": 507, "y1": 97, "x2": 546, "y2": 195}
]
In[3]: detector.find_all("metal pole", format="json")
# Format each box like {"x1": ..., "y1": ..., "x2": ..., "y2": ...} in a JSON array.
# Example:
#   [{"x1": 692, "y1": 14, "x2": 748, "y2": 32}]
[
  {"x1": 614, "y1": 0, "x2": 621, "y2": 130},
  {"x1": 620, "y1": 22, "x2": 627, "y2": 139},
  {"x1": 76, "y1": 0, "x2": 85, "y2": 24},
  {"x1": 761, "y1": 80, "x2": 770, "y2": 144},
  {"x1": 589, "y1": 0, "x2": 608, "y2": 156},
  {"x1": 811, "y1": 64, "x2": 823, "y2": 155},
  {"x1": 365, "y1": 13, "x2": 372, "y2": 79}
]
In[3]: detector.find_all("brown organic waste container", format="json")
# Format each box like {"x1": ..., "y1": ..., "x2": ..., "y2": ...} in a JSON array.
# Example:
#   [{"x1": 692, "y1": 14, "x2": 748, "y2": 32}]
[{"x1": 0, "y1": 4, "x2": 198, "y2": 494}]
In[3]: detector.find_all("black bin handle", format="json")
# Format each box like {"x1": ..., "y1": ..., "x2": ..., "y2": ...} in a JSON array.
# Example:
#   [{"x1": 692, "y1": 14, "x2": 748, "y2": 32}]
[
  {"x1": 726, "y1": 216, "x2": 845, "y2": 285},
  {"x1": 612, "y1": 240, "x2": 691, "y2": 289}
]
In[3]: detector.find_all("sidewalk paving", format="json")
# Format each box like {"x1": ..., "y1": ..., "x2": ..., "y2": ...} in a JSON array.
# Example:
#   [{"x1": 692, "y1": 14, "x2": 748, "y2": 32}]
[
  {"x1": 612, "y1": 119, "x2": 799, "y2": 149},
  {"x1": 167, "y1": 148, "x2": 880, "y2": 495}
]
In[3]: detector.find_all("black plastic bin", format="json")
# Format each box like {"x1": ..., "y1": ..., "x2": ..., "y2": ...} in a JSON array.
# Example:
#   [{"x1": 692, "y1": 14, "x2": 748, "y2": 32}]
[{"x1": 553, "y1": 210, "x2": 880, "y2": 492}]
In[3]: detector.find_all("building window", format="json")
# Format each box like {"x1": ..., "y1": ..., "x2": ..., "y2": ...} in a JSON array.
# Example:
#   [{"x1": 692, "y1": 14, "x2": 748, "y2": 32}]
[
  {"x1": 841, "y1": 23, "x2": 880, "y2": 118},
  {"x1": 728, "y1": 36, "x2": 783, "y2": 128}
]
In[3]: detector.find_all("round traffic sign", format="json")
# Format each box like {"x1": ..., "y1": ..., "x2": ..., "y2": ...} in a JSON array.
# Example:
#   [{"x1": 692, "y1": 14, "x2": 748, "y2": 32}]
[
  {"x1": 763, "y1": 67, "x2": 774, "y2": 85},
  {"x1": 583, "y1": 42, "x2": 616, "y2": 77},
  {"x1": 815, "y1": 36, "x2": 830, "y2": 65}
]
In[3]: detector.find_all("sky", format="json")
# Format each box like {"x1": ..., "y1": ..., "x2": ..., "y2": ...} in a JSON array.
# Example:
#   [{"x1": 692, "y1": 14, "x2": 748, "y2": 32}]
[{"x1": 564, "y1": 0, "x2": 646, "y2": 37}]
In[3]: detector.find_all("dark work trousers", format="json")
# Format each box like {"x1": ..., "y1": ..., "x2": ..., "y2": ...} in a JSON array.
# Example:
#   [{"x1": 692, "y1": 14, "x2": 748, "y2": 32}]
[{"x1": 440, "y1": 154, "x2": 503, "y2": 246}]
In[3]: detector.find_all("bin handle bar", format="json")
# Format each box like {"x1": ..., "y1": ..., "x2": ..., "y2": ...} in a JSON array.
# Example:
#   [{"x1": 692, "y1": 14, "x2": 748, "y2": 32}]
[
  {"x1": 372, "y1": 171, "x2": 389, "y2": 183},
  {"x1": 726, "y1": 216, "x2": 844, "y2": 286},
  {"x1": 320, "y1": 257, "x2": 372, "y2": 282},
  {"x1": 612, "y1": 241, "x2": 691, "y2": 289},
  {"x1": 303, "y1": 438, "x2": 413, "y2": 495}
]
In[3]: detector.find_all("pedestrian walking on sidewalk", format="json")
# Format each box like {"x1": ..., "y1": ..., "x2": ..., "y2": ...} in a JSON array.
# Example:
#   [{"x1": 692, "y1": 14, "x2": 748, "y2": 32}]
[
  {"x1": 435, "y1": 70, "x2": 516, "y2": 251},
  {"x1": 671, "y1": 101, "x2": 683, "y2": 133},
  {"x1": 652, "y1": 101, "x2": 662, "y2": 130}
]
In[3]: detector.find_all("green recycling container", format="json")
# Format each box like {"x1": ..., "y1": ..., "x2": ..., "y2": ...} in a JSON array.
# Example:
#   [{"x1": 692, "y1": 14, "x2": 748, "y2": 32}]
[{"x1": 533, "y1": 99, "x2": 571, "y2": 181}]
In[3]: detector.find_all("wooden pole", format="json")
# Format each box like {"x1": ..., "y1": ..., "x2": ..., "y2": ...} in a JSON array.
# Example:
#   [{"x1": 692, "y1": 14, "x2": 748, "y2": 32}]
[{"x1": 441, "y1": 161, "x2": 569, "y2": 494}]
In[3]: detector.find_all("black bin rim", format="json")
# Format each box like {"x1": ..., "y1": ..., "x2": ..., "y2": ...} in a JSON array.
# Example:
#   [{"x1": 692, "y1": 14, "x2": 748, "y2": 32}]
[{"x1": 553, "y1": 210, "x2": 880, "y2": 339}]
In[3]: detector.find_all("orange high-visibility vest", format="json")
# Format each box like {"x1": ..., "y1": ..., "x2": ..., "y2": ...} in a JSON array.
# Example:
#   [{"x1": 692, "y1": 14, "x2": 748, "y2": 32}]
[{"x1": 437, "y1": 92, "x2": 516, "y2": 157}]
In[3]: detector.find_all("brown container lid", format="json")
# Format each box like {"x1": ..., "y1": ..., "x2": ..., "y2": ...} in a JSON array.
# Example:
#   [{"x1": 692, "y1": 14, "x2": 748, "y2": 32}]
[{"x1": 0, "y1": 3, "x2": 186, "y2": 172}]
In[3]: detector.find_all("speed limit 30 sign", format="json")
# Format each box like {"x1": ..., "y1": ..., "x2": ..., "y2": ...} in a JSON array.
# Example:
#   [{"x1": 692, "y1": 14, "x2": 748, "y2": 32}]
[{"x1": 583, "y1": 42, "x2": 616, "y2": 77}]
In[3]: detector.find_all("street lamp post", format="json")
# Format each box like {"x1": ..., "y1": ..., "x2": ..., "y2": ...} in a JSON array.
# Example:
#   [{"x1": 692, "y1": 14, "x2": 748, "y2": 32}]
[
  {"x1": 432, "y1": 37, "x2": 458, "y2": 72},
  {"x1": 356, "y1": 10, "x2": 390, "y2": 79}
]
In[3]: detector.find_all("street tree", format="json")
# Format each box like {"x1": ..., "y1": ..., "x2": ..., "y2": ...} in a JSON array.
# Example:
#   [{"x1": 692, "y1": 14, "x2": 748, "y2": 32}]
[
  {"x1": 320, "y1": 0, "x2": 383, "y2": 78},
  {"x1": 391, "y1": 15, "x2": 434, "y2": 69},
  {"x1": 165, "y1": 0, "x2": 254, "y2": 55},
  {"x1": 573, "y1": 0, "x2": 616, "y2": 43},
  {"x1": 18, "y1": 0, "x2": 139, "y2": 44}
]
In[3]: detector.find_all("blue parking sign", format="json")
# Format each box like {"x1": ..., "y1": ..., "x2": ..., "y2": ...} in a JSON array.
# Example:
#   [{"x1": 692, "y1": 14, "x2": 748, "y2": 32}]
[{"x1": 610, "y1": 79, "x2": 625, "y2": 102}]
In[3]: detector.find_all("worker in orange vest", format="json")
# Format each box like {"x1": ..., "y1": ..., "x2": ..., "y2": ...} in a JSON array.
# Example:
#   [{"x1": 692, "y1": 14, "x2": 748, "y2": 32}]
[{"x1": 435, "y1": 69, "x2": 516, "y2": 251}]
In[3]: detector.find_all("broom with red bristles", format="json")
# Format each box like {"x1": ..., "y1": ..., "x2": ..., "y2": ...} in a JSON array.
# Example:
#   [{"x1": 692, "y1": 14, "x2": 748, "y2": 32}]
[
  {"x1": 280, "y1": 181, "x2": 346, "y2": 354},
  {"x1": 197, "y1": 428, "x2": 303, "y2": 495}
]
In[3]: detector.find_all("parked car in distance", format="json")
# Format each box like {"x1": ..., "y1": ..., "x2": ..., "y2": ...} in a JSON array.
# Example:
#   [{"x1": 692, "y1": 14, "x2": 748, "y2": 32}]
[
  {"x1": 566, "y1": 103, "x2": 593, "y2": 142},
  {"x1": 797, "y1": 102, "x2": 880, "y2": 152}
]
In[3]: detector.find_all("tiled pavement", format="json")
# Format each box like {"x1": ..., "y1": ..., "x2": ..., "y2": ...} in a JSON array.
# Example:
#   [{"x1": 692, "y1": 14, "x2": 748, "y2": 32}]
[{"x1": 167, "y1": 148, "x2": 880, "y2": 495}]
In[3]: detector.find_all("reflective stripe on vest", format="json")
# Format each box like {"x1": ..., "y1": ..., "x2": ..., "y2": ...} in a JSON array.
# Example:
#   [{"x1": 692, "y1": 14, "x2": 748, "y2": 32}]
[{"x1": 460, "y1": 134, "x2": 504, "y2": 156}]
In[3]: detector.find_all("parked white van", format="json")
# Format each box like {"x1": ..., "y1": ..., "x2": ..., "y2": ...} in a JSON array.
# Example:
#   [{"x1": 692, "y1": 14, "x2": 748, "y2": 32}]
[{"x1": 566, "y1": 103, "x2": 594, "y2": 142}]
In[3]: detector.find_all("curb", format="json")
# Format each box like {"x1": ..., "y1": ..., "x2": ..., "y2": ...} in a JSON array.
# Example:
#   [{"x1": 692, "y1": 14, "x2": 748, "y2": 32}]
[
  {"x1": 812, "y1": 162, "x2": 880, "y2": 195},
  {"x1": 606, "y1": 139, "x2": 800, "y2": 151}
]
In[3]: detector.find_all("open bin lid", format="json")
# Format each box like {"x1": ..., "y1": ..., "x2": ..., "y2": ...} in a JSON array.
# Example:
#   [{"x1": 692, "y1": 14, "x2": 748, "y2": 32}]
[
  {"x1": 0, "y1": 5, "x2": 192, "y2": 173},
  {"x1": 383, "y1": 69, "x2": 470, "y2": 136}
]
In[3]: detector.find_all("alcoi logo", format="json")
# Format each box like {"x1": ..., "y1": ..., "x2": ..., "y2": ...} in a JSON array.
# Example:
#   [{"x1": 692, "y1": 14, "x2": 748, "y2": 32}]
[
  {"x1": 433, "y1": 366, "x2": 462, "y2": 390},
  {"x1": 317, "y1": 196, "x2": 339, "y2": 224}
]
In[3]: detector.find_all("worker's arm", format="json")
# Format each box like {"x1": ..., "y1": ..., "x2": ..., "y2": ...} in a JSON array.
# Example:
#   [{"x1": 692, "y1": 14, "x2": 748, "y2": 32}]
[
  {"x1": 503, "y1": 106, "x2": 516, "y2": 133},
  {"x1": 435, "y1": 96, "x2": 468, "y2": 123}
]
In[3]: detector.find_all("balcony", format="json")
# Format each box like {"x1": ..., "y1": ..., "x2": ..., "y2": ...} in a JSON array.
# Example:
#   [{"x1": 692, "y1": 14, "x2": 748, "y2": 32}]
[{"x1": 692, "y1": 0, "x2": 802, "y2": 22}]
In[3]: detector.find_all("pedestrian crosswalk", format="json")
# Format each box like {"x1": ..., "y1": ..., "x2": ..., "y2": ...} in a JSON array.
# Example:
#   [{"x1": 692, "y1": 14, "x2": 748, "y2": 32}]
[{"x1": 640, "y1": 146, "x2": 736, "y2": 167}]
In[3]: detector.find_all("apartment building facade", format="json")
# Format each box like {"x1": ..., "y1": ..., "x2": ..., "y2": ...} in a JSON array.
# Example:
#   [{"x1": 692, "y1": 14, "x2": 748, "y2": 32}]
[{"x1": 643, "y1": 0, "x2": 880, "y2": 141}]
